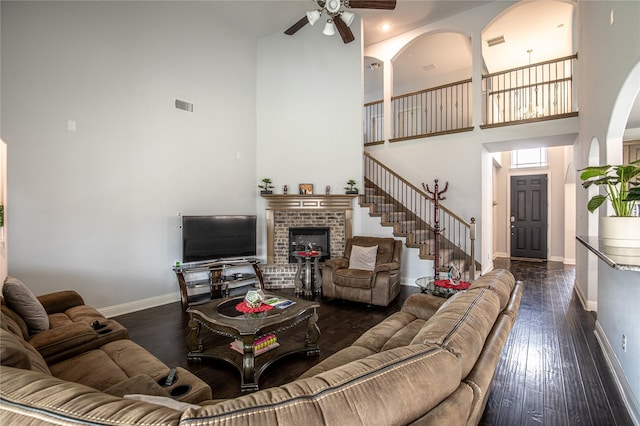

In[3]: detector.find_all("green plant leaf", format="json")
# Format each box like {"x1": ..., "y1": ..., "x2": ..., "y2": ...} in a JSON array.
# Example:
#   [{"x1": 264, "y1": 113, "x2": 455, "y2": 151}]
[
  {"x1": 579, "y1": 166, "x2": 610, "y2": 181},
  {"x1": 587, "y1": 195, "x2": 607, "y2": 213}
]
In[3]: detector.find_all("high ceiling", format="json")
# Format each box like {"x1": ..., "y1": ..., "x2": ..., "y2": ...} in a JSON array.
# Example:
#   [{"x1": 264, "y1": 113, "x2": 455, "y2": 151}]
[
  {"x1": 194, "y1": 0, "x2": 490, "y2": 47},
  {"x1": 195, "y1": 0, "x2": 639, "y2": 131}
]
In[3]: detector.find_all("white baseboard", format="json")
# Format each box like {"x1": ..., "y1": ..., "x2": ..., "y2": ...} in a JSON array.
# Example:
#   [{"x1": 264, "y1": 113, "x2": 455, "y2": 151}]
[
  {"x1": 573, "y1": 283, "x2": 597, "y2": 312},
  {"x1": 549, "y1": 255, "x2": 564, "y2": 262},
  {"x1": 493, "y1": 252, "x2": 509, "y2": 259},
  {"x1": 98, "y1": 292, "x2": 180, "y2": 318},
  {"x1": 563, "y1": 257, "x2": 576, "y2": 265},
  {"x1": 594, "y1": 321, "x2": 640, "y2": 425}
]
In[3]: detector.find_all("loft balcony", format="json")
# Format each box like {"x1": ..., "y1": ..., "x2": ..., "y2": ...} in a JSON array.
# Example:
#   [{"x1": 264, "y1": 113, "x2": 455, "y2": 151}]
[{"x1": 364, "y1": 54, "x2": 578, "y2": 145}]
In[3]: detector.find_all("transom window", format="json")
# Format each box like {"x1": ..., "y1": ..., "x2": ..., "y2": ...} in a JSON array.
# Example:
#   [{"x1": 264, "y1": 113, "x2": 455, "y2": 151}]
[{"x1": 511, "y1": 147, "x2": 547, "y2": 168}]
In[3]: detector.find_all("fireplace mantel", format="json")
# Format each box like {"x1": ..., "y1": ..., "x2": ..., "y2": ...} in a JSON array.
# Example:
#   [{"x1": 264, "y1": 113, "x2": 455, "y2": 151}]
[
  {"x1": 261, "y1": 194, "x2": 357, "y2": 264},
  {"x1": 261, "y1": 194, "x2": 357, "y2": 210}
]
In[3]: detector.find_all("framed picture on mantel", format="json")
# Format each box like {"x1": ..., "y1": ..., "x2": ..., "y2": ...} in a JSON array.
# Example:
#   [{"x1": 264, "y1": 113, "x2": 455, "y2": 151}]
[{"x1": 299, "y1": 184, "x2": 313, "y2": 195}]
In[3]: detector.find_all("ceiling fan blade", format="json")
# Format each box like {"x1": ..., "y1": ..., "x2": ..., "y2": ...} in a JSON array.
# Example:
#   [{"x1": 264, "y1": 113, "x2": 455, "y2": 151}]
[
  {"x1": 284, "y1": 16, "x2": 309, "y2": 35},
  {"x1": 347, "y1": 0, "x2": 396, "y2": 10},
  {"x1": 334, "y1": 17, "x2": 355, "y2": 44}
]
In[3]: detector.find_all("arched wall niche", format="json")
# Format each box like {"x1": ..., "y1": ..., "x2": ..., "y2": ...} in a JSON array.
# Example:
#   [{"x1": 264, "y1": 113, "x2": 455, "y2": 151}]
[{"x1": 390, "y1": 29, "x2": 472, "y2": 97}]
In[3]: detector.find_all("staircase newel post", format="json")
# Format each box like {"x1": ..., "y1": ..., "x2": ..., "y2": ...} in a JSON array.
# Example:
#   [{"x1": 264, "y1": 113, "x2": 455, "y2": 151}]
[{"x1": 423, "y1": 179, "x2": 448, "y2": 277}]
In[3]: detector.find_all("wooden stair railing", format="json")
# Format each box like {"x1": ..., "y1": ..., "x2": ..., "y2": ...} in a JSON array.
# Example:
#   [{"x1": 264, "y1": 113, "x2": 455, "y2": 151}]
[{"x1": 362, "y1": 152, "x2": 479, "y2": 281}]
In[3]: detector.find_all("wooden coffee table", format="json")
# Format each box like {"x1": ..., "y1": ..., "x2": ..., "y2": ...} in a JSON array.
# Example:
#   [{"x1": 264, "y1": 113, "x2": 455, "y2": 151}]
[{"x1": 186, "y1": 295, "x2": 320, "y2": 392}]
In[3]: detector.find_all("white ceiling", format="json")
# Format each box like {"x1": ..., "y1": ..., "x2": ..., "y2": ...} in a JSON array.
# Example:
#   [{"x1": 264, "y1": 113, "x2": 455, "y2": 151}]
[
  {"x1": 193, "y1": 0, "x2": 490, "y2": 46},
  {"x1": 195, "y1": 0, "x2": 639, "y2": 131}
]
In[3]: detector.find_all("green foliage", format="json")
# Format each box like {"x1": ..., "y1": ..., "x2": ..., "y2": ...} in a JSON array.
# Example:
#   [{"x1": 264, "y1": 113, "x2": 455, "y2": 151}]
[
  {"x1": 258, "y1": 178, "x2": 274, "y2": 191},
  {"x1": 579, "y1": 159, "x2": 640, "y2": 216},
  {"x1": 344, "y1": 179, "x2": 358, "y2": 192}
]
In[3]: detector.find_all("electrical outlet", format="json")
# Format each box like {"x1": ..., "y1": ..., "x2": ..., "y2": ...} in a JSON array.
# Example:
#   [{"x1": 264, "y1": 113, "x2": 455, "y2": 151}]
[{"x1": 622, "y1": 334, "x2": 627, "y2": 352}]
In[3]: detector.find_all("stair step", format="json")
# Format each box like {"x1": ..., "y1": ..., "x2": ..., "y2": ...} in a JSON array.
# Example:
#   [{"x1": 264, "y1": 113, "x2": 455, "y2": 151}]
[
  {"x1": 376, "y1": 203, "x2": 397, "y2": 213},
  {"x1": 395, "y1": 220, "x2": 417, "y2": 232},
  {"x1": 384, "y1": 211, "x2": 407, "y2": 221}
]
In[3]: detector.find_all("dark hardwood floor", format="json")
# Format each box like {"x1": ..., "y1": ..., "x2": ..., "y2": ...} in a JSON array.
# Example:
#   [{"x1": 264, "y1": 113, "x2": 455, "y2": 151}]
[{"x1": 114, "y1": 260, "x2": 633, "y2": 425}]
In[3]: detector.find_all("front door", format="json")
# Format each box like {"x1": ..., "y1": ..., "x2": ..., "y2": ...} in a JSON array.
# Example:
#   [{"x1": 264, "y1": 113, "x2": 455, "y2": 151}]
[{"x1": 510, "y1": 174, "x2": 548, "y2": 259}]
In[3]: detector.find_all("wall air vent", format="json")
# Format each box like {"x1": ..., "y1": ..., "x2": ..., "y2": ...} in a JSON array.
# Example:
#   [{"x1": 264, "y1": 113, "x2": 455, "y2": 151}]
[
  {"x1": 175, "y1": 99, "x2": 194, "y2": 113},
  {"x1": 486, "y1": 35, "x2": 505, "y2": 47}
]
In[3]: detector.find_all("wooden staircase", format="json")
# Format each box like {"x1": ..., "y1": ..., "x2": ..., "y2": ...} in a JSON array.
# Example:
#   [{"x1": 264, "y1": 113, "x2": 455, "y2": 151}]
[{"x1": 362, "y1": 153, "x2": 479, "y2": 280}]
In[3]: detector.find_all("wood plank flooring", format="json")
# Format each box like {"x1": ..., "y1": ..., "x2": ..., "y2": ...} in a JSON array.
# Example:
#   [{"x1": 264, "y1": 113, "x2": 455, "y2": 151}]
[{"x1": 114, "y1": 260, "x2": 633, "y2": 425}]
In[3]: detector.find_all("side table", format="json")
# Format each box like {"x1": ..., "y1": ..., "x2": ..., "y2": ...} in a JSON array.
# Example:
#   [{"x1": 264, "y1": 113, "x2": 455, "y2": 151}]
[
  {"x1": 415, "y1": 276, "x2": 471, "y2": 298},
  {"x1": 293, "y1": 251, "x2": 322, "y2": 296}
]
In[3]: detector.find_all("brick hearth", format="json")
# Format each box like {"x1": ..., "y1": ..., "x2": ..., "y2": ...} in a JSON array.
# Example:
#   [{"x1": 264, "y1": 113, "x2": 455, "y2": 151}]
[{"x1": 260, "y1": 195, "x2": 356, "y2": 289}]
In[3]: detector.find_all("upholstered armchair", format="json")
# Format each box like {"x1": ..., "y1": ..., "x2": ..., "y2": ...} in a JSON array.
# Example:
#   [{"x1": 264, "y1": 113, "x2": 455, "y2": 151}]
[{"x1": 322, "y1": 236, "x2": 402, "y2": 306}]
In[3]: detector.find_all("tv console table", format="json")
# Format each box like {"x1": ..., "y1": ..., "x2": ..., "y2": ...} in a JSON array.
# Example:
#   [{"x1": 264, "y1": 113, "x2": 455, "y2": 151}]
[{"x1": 174, "y1": 258, "x2": 265, "y2": 311}]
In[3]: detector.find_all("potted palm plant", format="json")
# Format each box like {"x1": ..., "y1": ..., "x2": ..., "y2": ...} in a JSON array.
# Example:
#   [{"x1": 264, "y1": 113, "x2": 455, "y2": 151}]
[{"x1": 580, "y1": 160, "x2": 640, "y2": 258}]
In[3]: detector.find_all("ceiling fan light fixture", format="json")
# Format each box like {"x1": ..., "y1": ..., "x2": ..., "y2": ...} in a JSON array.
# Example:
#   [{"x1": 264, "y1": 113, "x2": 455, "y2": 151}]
[
  {"x1": 340, "y1": 11, "x2": 355, "y2": 27},
  {"x1": 307, "y1": 10, "x2": 321, "y2": 26},
  {"x1": 323, "y1": 20, "x2": 336, "y2": 36},
  {"x1": 326, "y1": 0, "x2": 341, "y2": 14}
]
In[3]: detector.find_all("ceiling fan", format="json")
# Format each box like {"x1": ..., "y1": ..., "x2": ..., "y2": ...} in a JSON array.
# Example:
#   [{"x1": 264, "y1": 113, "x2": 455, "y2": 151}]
[{"x1": 284, "y1": 0, "x2": 397, "y2": 44}]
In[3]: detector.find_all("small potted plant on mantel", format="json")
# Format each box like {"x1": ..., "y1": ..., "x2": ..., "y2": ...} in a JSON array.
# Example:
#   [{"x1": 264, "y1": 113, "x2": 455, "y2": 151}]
[
  {"x1": 258, "y1": 178, "x2": 275, "y2": 195},
  {"x1": 344, "y1": 179, "x2": 359, "y2": 195},
  {"x1": 580, "y1": 160, "x2": 640, "y2": 256}
]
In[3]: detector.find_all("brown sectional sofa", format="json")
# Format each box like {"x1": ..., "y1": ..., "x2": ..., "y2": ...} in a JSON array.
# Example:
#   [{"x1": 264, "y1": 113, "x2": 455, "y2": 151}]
[
  {"x1": 0, "y1": 269, "x2": 522, "y2": 425},
  {"x1": 0, "y1": 277, "x2": 212, "y2": 409}
]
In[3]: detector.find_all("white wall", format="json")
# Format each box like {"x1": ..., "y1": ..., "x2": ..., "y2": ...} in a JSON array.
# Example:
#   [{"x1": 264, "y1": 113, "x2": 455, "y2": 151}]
[
  {"x1": 576, "y1": 1, "x2": 640, "y2": 420},
  {"x1": 255, "y1": 20, "x2": 364, "y2": 251},
  {"x1": 1, "y1": 2, "x2": 258, "y2": 309}
]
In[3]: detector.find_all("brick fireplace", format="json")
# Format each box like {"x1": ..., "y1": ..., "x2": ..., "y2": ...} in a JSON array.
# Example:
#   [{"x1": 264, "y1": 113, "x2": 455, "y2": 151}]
[{"x1": 260, "y1": 194, "x2": 356, "y2": 289}]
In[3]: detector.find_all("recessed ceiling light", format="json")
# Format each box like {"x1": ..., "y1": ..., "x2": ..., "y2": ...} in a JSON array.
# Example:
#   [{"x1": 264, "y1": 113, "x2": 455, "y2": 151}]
[{"x1": 381, "y1": 23, "x2": 391, "y2": 32}]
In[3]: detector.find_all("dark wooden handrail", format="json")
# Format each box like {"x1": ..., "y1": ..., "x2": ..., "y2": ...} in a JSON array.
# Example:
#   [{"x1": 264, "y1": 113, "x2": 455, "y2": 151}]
[
  {"x1": 482, "y1": 54, "x2": 578, "y2": 78},
  {"x1": 363, "y1": 152, "x2": 470, "y2": 227}
]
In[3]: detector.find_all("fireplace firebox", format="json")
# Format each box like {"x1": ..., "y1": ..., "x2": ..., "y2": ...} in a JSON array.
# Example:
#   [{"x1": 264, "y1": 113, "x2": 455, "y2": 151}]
[{"x1": 289, "y1": 227, "x2": 330, "y2": 263}]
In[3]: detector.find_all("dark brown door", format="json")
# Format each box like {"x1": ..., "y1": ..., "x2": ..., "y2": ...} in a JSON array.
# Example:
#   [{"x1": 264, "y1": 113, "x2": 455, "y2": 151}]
[{"x1": 510, "y1": 174, "x2": 548, "y2": 259}]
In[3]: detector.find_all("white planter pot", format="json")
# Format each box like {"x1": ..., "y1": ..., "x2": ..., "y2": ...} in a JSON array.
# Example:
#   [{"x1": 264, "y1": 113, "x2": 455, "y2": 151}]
[{"x1": 599, "y1": 216, "x2": 640, "y2": 264}]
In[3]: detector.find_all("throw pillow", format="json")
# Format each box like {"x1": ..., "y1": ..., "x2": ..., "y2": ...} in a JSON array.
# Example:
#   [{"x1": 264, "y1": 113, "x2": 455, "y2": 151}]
[
  {"x1": 348, "y1": 245, "x2": 378, "y2": 271},
  {"x1": 2, "y1": 277, "x2": 49, "y2": 334}
]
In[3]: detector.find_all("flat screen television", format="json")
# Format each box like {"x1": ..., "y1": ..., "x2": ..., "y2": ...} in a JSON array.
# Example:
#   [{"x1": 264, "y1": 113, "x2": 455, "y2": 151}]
[{"x1": 182, "y1": 215, "x2": 257, "y2": 264}]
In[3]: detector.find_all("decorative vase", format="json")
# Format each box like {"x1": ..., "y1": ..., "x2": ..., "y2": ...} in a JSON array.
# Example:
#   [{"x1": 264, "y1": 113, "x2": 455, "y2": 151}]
[{"x1": 599, "y1": 216, "x2": 640, "y2": 264}]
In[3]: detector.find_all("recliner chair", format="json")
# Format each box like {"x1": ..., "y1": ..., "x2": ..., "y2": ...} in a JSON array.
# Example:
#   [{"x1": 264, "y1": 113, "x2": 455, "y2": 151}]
[{"x1": 322, "y1": 236, "x2": 402, "y2": 306}]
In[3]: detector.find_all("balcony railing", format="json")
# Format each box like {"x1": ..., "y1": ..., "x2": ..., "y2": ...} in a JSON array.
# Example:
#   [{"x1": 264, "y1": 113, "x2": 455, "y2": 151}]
[
  {"x1": 482, "y1": 54, "x2": 578, "y2": 127},
  {"x1": 391, "y1": 79, "x2": 473, "y2": 142},
  {"x1": 364, "y1": 100, "x2": 384, "y2": 145},
  {"x1": 363, "y1": 55, "x2": 578, "y2": 144}
]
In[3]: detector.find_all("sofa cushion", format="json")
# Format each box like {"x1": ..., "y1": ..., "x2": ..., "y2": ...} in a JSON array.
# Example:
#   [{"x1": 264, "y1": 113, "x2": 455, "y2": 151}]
[
  {"x1": 49, "y1": 339, "x2": 168, "y2": 391},
  {"x1": 334, "y1": 268, "x2": 374, "y2": 288},
  {"x1": 185, "y1": 344, "x2": 461, "y2": 425},
  {"x1": 410, "y1": 288, "x2": 502, "y2": 378},
  {"x1": 2, "y1": 276, "x2": 49, "y2": 334},
  {"x1": 0, "y1": 366, "x2": 184, "y2": 424},
  {"x1": 0, "y1": 328, "x2": 51, "y2": 375},
  {"x1": 348, "y1": 244, "x2": 378, "y2": 270},
  {"x1": 298, "y1": 345, "x2": 376, "y2": 379},
  {"x1": 0, "y1": 304, "x2": 29, "y2": 339},
  {"x1": 353, "y1": 311, "x2": 418, "y2": 352},
  {"x1": 469, "y1": 269, "x2": 515, "y2": 311}
]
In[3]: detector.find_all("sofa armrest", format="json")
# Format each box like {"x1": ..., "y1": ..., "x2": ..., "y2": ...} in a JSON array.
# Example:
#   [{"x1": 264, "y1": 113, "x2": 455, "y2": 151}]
[
  {"x1": 37, "y1": 291, "x2": 85, "y2": 315},
  {"x1": 374, "y1": 261, "x2": 400, "y2": 273},
  {"x1": 104, "y1": 374, "x2": 169, "y2": 398},
  {"x1": 28, "y1": 322, "x2": 96, "y2": 359},
  {"x1": 324, "y1": 258, "x2": 349, "y2": 270}
]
